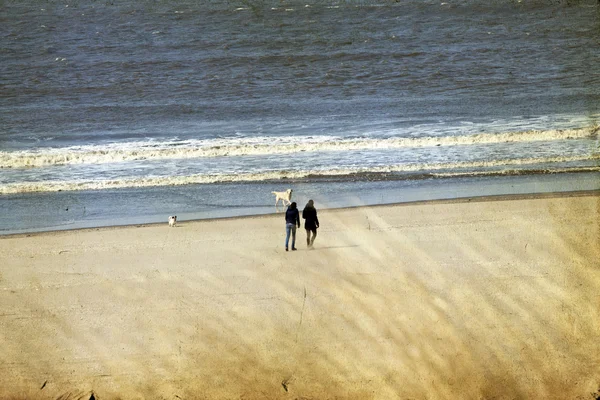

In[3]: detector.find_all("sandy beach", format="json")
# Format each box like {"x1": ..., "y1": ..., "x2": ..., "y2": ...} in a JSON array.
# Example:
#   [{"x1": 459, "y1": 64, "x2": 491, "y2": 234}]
[{"x1": 1, "y1": 192, "x2": 599, "y2": 399}]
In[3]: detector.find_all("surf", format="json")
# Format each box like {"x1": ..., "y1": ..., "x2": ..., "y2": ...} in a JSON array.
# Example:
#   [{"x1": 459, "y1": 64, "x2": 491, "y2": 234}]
[
  {"x1": 2, "y1": 153, "x2": 599, "y2": 194},
  {"x1": 1, "y1": 126, "x2": 597, "y2": 169}
]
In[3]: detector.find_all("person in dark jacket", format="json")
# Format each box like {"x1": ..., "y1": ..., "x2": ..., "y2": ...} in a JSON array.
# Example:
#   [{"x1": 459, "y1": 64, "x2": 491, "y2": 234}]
[
  {"x1": 302, "y1": 199, "x2": 319, "y2": 248},
  {"x1": 284, "y1": 202, "x2": 300, "y2": 251}
]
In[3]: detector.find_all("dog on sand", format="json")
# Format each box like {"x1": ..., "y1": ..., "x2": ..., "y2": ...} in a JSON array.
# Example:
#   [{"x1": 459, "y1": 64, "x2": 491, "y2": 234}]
[
  {"x1": 272, "y1": 189, "x2": 293, "y2": 208},
  {"x1": 168, "y1": 215, "x2": 177, "y2": 227}
]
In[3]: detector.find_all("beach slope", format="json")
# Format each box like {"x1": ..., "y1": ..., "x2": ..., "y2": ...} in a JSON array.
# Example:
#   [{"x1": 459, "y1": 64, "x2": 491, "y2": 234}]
[{"x1": 1, "y1": 194, "x2": 599, "y2": 399}]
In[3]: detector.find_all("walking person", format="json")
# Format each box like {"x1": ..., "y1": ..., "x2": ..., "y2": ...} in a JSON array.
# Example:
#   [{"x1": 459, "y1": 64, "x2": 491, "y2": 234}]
[
  {"x1": 284, "y1": 202, "x2": 300, "y2": 251},
  {"x1": 302, "y1": 199, "x2": 319, "y2": 248}
]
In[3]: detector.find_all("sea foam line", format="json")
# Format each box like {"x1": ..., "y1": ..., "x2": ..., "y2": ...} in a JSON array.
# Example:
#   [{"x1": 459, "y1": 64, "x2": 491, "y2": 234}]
[
  {"x1": 2, "y1": 154, "x2": 599, "y2": 194},
  {"x1": 1, "y1": 126, "x2": 597, "y2": 169}
]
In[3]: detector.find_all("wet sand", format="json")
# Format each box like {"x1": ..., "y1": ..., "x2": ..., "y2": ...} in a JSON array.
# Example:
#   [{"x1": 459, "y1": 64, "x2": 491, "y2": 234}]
[{"x1": 1, "y1": 193, "x2": 599, "y2": 399}]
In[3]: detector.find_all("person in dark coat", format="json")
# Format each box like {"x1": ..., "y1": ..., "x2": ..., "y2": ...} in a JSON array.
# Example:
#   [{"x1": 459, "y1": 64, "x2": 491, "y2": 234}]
[
  {"x1": 302, "y1": 199, "x2": 319, "y2": 248},
  {"x1": 284, "y1": 202, "x2": 300, "y2": 251}
]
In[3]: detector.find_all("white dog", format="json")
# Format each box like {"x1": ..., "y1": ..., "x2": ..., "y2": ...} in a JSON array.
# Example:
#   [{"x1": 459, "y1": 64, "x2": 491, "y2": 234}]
[
  {"x1": 168, "y1": 215, "x2": 177, "y2": 227},
  {"x1": 272, "y1": 189, "x2": 293, "y2": 208}
]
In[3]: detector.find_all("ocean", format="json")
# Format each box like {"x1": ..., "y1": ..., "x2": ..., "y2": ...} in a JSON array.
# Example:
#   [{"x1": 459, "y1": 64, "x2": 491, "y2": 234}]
[{"x1": 1, "y1": 0, "x2": 599, "y2": 234}]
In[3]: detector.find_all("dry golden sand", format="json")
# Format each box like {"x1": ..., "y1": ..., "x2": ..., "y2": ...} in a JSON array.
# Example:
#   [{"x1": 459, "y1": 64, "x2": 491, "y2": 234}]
[{"x1": 1, "y1": 193, "x2": 600, "y2": 399}]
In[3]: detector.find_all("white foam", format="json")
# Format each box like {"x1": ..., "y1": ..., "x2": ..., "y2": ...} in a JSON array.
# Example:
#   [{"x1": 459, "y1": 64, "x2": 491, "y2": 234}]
[
  {"x1": 1, "y1": 126, "x2": 597, "y2": 169},
  {"x1": 2, "y1": 153, "x2": 598, "y2": 194}
]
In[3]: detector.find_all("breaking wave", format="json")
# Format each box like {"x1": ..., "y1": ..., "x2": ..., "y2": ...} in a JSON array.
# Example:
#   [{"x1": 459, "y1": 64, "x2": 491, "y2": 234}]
[
  {"x1": 1, "y1": 126, "x2": 597, "y2": 169},
  {"x1": 2, "y1": 154, "x2": 599, "y2": 194}
]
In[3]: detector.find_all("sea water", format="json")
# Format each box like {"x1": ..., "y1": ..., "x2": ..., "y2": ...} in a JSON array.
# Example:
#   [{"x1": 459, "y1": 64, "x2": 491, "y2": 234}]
[{"x1": 1, "y1": 0, "x2": 599, "y2": 234}]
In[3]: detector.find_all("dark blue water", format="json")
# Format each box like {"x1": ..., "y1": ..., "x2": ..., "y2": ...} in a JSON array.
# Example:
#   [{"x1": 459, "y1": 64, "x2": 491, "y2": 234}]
[{"x1": 2, "y1": 1, "x2": 599, "y2": 145}]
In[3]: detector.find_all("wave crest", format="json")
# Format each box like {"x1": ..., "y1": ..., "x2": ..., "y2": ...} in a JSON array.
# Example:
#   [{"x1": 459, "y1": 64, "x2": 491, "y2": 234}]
[
  {"x1": 1, "y1": 126, "x2": 597, "y2": 169},
  {"x1": 2, "y1": 154, "x2": 599, "y2": 194}
]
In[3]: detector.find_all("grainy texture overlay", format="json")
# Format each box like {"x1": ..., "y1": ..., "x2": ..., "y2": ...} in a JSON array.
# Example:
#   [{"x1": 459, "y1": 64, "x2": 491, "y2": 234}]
[{"x1": 1, "y1": 194, "x2": 599, "y2": 399}]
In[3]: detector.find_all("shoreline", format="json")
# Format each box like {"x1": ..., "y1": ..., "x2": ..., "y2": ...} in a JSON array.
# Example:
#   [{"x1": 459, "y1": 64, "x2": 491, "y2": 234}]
[
  {"x1": 2, "y1": 188, "x2": 599, "y2": 239},
  {"x1": 3, "y1": 171, "x2": 599, "y2": 237}
]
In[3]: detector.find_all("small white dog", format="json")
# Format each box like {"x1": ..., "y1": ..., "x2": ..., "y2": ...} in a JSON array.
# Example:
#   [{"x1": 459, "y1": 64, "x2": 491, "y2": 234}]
[
  {"x1": 272, "y1": 189, "x2": 293, "y2": 208},
  {"x1": 168, "y1": 215, "x2": 177, "y2": 227}
]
